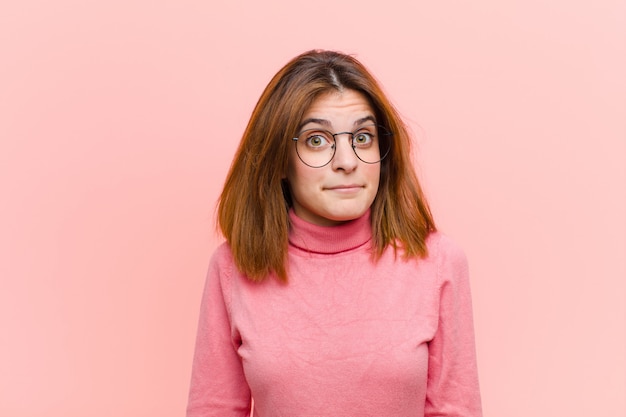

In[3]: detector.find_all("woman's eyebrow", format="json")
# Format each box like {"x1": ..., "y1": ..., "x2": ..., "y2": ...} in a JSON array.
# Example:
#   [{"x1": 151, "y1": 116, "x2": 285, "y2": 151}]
[
  {"x1": 298, "y1": 118, "x2": 331, "y2": 130},
  {"x1": 353, "y1": 115, "x2": 377, "y2": 126},
  {"x1": 299, "y1": 115, "x2": 376, "y2": 130}
]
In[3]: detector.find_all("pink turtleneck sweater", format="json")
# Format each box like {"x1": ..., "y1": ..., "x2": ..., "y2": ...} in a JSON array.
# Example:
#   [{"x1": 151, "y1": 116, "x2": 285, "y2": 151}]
[{"x1": 187, "y1": 211, "x2": 482, "y2": 417}]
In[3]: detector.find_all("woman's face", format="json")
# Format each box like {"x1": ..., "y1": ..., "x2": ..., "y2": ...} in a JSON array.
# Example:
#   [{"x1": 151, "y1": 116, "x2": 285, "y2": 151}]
[{"x1": 286, "y1": 89, "x2": 381, "y2": 226}]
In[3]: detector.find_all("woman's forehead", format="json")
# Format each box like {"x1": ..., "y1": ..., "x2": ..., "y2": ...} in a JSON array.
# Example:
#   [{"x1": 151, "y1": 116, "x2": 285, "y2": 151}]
[{"x1": 299, "y1": 89, "x2": 375, "y2": 128}]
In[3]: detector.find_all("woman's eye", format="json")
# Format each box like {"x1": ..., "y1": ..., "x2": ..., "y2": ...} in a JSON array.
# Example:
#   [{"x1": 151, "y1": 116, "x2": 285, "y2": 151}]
[
  {"x1": 306, "y1": 134, "x2": 329, "y2": 147},
  {"x1": 354, "y1": 132, "x2": 373, "y2": 145}
]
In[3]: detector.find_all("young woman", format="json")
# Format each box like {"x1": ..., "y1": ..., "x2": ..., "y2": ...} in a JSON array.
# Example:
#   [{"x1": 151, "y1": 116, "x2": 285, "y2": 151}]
[{"x1": 187, "y1": 50, "x2": 482, "y2": 417}]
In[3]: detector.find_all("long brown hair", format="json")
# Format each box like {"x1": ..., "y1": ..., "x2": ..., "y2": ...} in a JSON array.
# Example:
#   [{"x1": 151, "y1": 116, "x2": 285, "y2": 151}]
[{"x1": 218, "y1": 50, "x2": 436, "y2": 282}]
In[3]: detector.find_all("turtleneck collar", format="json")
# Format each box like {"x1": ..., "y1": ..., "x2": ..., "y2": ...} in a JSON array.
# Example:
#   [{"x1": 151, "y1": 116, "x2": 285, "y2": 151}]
[{"x1": 288, "y1": 209, "x2": 372, "y2": 255}]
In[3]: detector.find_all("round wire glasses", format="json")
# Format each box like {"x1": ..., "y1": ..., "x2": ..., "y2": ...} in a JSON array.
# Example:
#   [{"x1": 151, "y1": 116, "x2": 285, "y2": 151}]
[{"x1": 292, "y1": 124, "x2": 392, "y2": 168}]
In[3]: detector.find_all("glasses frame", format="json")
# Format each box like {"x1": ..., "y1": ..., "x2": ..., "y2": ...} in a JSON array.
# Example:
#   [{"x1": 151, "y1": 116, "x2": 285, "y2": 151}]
[{"x1": 292, "y1": 124, "x2": 392, "y2": 168}]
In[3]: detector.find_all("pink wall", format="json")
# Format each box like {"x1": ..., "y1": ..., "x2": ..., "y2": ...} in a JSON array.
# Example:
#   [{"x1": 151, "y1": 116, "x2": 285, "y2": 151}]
[{"x1": 1, "y1": 1, "x2": 624, "y2": 415}]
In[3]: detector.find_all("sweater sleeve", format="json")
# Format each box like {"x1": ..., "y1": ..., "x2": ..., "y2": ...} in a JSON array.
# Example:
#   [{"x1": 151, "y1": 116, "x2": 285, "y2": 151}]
[
  {"x1": 425, "y1": 236, "x2": 483, "y2": 417},
  {"x1": 186, "y1": 246, "x2": 252, "y2": 417}
]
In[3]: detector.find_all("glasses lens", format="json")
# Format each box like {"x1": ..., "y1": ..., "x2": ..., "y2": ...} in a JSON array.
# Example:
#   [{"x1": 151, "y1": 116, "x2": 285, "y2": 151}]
[
  {"x1": 294, "y1": 129, "x2": 336, "y2": 167},
  {"x1": 352, "y1": 124, "x2": 391, "y2": 164}
]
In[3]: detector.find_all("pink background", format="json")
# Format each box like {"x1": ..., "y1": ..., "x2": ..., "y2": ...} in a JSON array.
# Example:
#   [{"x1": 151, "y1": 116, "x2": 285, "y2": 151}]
[{"x1": 1, "y1": 1, "x2": 624, "y2": 416}]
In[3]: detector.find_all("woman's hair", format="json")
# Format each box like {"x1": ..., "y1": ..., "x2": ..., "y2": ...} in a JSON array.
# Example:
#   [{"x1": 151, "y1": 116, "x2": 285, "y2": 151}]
[{"x1": 218, "y1": 50, "x2": 436, "y2": 282}]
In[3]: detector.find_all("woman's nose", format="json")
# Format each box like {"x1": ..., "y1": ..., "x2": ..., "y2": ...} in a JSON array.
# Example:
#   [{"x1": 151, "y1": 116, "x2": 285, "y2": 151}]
[{"x1": 331, "y1": 133, "x2": 358, "y2": 172}]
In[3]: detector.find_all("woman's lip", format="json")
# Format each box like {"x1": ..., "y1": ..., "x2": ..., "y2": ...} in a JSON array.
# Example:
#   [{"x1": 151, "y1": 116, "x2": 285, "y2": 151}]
[{"x1": 325, "y1": 184, "x2": 363, "y2": 191}]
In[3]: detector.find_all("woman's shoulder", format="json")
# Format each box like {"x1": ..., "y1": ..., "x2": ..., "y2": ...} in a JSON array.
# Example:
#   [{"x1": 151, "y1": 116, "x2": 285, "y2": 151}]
[
  {"x1": 425, "y1": 231, "x2": 469, "y2": 268},
  {"x1": 206, "y1": 241, "x2": 236, "y2": 277},
  {"x1": 208, "y1": 242, "x2": 266, "y2": 285},
  {"x1": 211, "y1": 240, "x2": 234, "y2": 260}
]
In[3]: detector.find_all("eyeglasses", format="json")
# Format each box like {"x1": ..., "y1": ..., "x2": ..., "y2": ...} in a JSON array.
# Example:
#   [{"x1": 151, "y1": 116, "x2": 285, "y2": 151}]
[{"x1": 292, "y1": 124, "x2": 392, "y2": 168}]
